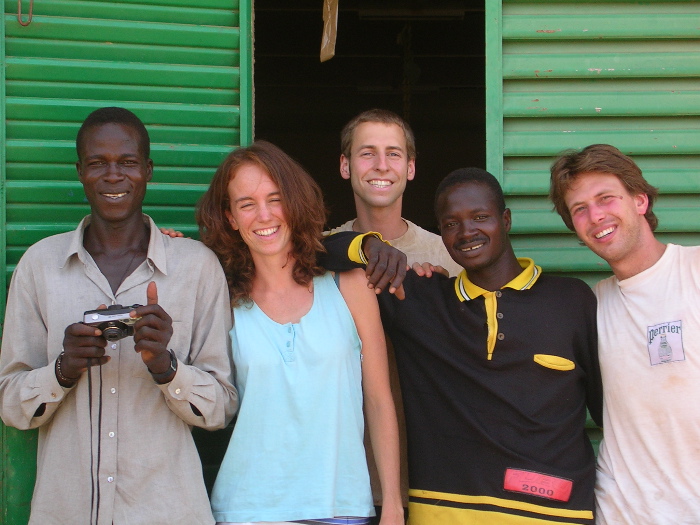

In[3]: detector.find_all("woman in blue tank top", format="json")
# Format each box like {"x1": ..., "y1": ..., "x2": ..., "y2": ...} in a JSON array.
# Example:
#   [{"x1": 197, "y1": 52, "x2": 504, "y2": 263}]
[{"x1": 196, "y1": 141, "x2": 403, "y2": 525}]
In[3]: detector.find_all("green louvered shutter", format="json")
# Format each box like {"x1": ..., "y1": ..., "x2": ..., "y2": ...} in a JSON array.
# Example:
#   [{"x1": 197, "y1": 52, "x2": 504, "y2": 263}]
[
  {"x1": 486, "y1": 0, "x2": 700, "y2": 287},
  {"x1": 1, "y1": 1, "x2": 252, "y2": 523}
]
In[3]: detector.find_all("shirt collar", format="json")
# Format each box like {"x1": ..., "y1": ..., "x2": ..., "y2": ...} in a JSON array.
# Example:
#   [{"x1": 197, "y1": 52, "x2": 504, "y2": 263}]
[
  {"x1": 61, "y1": 214, "x2": 168, "y2": 275},
  {"x1": 454, "y1": 257, "x2": 542, "y2": 302}
]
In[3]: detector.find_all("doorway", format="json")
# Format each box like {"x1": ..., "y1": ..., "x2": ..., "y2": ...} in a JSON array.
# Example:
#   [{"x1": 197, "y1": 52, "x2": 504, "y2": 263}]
[{"x1": 253, "y1": 0, "x2": 486, "y2": 232}]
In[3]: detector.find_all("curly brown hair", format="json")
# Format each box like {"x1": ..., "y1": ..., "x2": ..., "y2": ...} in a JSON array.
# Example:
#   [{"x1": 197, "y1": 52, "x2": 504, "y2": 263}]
[
  {"x1": 550, "y1": 143, "x2": 659, "y2": 232},
  {"x1": 197, "y1": 141, "x2": 328, "y2": 306}
]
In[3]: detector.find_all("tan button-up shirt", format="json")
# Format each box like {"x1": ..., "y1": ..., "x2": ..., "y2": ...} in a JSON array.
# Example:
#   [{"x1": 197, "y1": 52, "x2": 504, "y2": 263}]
[{"x1": 0, "y1": 215, "x2": 238, "y2": 525}]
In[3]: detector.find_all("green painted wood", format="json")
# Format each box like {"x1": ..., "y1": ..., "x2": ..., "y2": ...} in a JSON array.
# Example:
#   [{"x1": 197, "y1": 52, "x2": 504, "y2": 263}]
[{"x1": 486, "y1": 0, "x2": 700, "y2": 292}]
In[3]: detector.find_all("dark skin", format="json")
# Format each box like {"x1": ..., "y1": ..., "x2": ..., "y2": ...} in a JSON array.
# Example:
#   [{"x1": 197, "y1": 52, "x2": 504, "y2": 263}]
[
  {"x1": 58, "y1": 123, "x2": 175, "y2": 386},
  {"x1": 436, "y1": 181, "x2": 522, "y2": 291}
]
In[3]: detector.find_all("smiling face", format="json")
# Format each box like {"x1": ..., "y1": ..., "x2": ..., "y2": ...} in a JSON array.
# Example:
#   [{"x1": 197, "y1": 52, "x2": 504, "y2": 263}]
[
  {"x1": 77, "y1": 122, "x2": 153, "y2": 226},
  {"x1": 225, "y1": 163, "x2": 291, "y2": 261},
  {"x1": 564, "y1": 171, "x2": 650, "y2": 266},
  {"x1": 437, "y1": 182, "x2": 513, "y2": 276},
  {"x1": 340, "y1": 121, "x2": 416, "y2": 214}
]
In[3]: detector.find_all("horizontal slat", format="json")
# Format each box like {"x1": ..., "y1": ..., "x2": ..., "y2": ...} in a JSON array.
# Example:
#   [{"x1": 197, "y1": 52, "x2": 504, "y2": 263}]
[
  {"x1": 6, "y1": 38, "x2": 238, "y2": 67},
  {"x1": 504, "y1": 51, "x2": 700, "y2": 79},
  {"x1": 8, "y1": 121, "x2": 239, "y2": 146},
  {"x1": 6, "y1": 205, "x2": 199, "y2": 226},
  {"x1": 5, "y1": 16, "x2": 238, "y2": 48},
  {"x1": 6, "y1": 58, "x2": 239, "y2": 89},
  {"x1": 6, "y1": 80, "x2": 238, "y2": 105},
  {"x1": 6, "y1": 181, "x2": 208, "y2": 206},
  {"x1": 6, "y1": 140, "x2": 236, "y2": 166},
  {"x1": 504, "y1": 14, "x2": 700, "y2": 40},
  {"x1": 504, "y1": 90, "x2": 700, "y2": 117},
  {"x1": 3, "y1": 1, "x2": 238, "y2": 26}
]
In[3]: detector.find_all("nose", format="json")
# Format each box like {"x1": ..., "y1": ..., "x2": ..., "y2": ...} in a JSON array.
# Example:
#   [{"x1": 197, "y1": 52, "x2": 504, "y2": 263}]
[
  {"x1": 104, "y1": 162, "x2": 125, "y2": 182},
  {"x1": 257, "y1": 202, "x2": 272, "y2": 221},
  {"x1": 588, "y1": 203, "x2": 606, "y2": 223},
  {"x1": 374, "y1": 153, "x2": 388, "y2": 171}
]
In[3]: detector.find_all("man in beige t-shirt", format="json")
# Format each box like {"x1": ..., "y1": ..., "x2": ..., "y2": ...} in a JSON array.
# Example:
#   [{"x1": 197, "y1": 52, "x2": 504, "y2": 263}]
[{"x1": 329, "y1": 109, "x2": 461, "y2": 519}]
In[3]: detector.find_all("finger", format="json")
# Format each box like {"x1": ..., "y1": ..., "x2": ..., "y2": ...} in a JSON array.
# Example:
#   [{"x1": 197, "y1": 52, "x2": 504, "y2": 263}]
[
  {"x1": 412, "y1": 262, "x2": 427, "y2": 277},
  {"x1": 392, "y1": 283, "x2": 406, "y2": 300},
  {"x1": 147, "y1": 281, "x2": 158, "y2": 305}
]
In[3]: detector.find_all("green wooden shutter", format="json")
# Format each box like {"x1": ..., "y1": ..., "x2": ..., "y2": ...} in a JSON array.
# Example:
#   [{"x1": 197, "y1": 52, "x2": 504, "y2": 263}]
[
  {"x1": 486, "y1": 0, "x2": 700, "y2": 286},
  {"x1": 1, "y1": 1, "x2": 252, "y2": 523}
]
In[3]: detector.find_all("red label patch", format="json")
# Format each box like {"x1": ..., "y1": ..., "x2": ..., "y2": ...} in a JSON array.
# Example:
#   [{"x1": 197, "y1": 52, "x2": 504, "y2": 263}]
[{"x1": 504, "y1": 468, "x2": 573, "y2": 502}]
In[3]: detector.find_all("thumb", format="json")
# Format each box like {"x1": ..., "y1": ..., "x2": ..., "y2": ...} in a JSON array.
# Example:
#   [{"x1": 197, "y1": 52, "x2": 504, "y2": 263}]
[{"x1": 147, "y1": 281, "x2": 158, "y2": 305}]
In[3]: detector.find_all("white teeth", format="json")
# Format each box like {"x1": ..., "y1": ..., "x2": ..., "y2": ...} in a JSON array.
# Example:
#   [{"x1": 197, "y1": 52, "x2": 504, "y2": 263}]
[
  {"x1": 460, "y1": 243, "x2": 484, "y2": 252},
  {"x1": 369, "y1": 180, "x2": 391, "y2": 187},
  {"x1": 255, "y1": 227, "x2": 278, "y2": 237},
  {"x1": 103, "y1": 193, "x2": 127, "y2": 199},
  {"x1": 595, "y1": 227, "x2": 615, "y2": 239}
]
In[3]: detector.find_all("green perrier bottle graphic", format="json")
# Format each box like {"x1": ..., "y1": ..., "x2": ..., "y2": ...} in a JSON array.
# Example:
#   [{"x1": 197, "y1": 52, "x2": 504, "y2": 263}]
[{"x1": 658, "y1": 334, "x2": 672, "y2": 363}]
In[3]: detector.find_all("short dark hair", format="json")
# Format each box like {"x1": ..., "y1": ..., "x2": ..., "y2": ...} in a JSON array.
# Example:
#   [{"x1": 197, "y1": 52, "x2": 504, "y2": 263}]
[
  {"x1": 549, "y1": 144, "x2": 659, "y2": 231},
  {"x1": 197, "y1": 141, "x2": 327, "y2": 305},
  {"x1": 340, "y1": 108, "x2": 416, "y2": 160},
  {"x1": 434, "y1": 167, "x2": 506, "y2": 219},
  {"x1": 76, "y1": 107, "x2": 150, "y2": 161}
]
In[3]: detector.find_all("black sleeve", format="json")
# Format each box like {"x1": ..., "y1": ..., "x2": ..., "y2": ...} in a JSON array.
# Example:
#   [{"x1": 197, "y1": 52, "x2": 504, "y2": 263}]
[
  {"x1": 319, "y1": 231, "x2": 365, "y2": 271},
  {"x1": 582, "y1": 287, "x2": 603, "y2": 428}
]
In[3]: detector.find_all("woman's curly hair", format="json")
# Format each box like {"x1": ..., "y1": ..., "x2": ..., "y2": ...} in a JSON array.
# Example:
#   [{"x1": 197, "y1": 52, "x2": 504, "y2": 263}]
[{"x1": 196, "y1": 141, "x2": 327, "y2": 306}]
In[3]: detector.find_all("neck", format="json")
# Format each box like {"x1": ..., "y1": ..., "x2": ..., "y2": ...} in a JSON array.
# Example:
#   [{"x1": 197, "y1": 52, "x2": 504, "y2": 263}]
[
  {"x1": 250, "y1": 251, "x2": 299, "y2": 291},
  {"x1": 611, "y1": 237, "x2": 667, "y2": 281},
  {"x1": 466, "y1": 250, "x2": 523, "y2": 292},
  {"x1": 83, "y1": 214, "x2": 150, "y2": 256},
  {"x1": 353, "y1": 199, "x2": 408, "y2": 240}
]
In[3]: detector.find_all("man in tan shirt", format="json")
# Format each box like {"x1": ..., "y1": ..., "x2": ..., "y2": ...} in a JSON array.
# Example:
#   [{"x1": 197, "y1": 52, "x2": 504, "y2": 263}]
[
  {"x1": 329, "y1": 109, "x2": 461, "y2": 520},
  {"x1": 0, "y1": 107, "x2": 238, "y2": 525}
]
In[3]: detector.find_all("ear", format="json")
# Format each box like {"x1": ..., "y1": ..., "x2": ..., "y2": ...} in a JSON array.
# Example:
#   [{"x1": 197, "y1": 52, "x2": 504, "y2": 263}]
[
  {"x1": 225, "y1": 209, "x2": 239, "y2": 230},
  {"x1": 502, "y1": 208, "x2": 512, "y2": 233},
  {"x1": 145, "y1": 158, "x2": 154, "y2": 183},
  {"x1": 76, "y1": 161, "x2": 84, "y2": 182},
  {"x1": 407, "y1": 158, "x2": 416, "y2": 181},
  {"x1": 634, "y1": 192, "x2": 649, "y2": 216},
  {"x1": 340, "y1": 155, "x2": 351, "y2": 180}
]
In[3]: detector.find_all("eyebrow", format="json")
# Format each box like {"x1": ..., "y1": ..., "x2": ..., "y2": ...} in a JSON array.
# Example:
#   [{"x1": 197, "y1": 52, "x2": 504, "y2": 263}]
[{"x1": 234, "y1": 191, "x2": 280, "y2": 204}]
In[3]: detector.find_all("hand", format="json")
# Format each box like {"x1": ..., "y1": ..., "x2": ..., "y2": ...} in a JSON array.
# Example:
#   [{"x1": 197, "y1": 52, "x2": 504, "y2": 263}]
[
  {"x1": 362, "y1": 236, "x2": 408, "y2": 298},
  {"x1": 411, "y1": 261, "x2": 449, "y2": 278},
  {"x1": 159, "y1": 227, "x2": 184, "y2": 238},
  {"x1": 61, "y1": 311, "x2": 111, "y2": 381},
  {"x1": 131, "y1": 282, "x2": 174, "y2": 375}
]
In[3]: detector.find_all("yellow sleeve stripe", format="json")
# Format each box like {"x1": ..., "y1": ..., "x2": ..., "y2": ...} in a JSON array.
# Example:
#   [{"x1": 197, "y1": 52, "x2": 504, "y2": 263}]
[{"x1": 348, "y1": 231, "x2": 387, "y2": 265}]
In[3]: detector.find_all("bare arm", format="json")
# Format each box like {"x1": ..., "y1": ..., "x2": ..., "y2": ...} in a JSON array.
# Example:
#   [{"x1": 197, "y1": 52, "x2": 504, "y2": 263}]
[{"x1": 339, "y1": 269, "x2": 404, "y2": 525}]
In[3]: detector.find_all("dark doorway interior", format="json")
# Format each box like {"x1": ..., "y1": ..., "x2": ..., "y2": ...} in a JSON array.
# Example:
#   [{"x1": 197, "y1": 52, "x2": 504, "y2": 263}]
[{"x1": 253, "y1": 0, "x2": 486, "y2": 233}]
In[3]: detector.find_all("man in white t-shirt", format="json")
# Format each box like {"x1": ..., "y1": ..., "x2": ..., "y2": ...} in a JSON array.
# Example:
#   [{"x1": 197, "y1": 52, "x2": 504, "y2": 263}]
[{"x1": 549, "y1": 143, "x2": 700, "y2": 524}]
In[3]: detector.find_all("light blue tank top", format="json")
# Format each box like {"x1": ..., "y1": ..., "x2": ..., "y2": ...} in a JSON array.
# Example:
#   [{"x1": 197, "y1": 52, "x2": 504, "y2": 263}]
[{"x1": 211, "y1": 272, "x2": 373, "y2": 523}]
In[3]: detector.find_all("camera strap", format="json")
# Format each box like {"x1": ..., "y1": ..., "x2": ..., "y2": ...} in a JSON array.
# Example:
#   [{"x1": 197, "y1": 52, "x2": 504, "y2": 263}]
[{"x1": 87, "y1": 360, "x2": 104, "y2": 525}]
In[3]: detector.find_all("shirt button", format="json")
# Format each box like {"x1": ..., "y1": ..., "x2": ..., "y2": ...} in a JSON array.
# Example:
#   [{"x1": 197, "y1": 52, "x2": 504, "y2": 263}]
[
  {"x1": 175, "y1": 388, "x2": 181, "y2": 395},
  {"x1": 107, "y1": 476, "x2": 114, "y2": 483},
  {"x1": 111, "y1": 344, "x2": 117, "y2": 350},
  {"x1": 51, "y1": 392, "x2": 57, "y2": 398},
  {"x1": 497, "y1": 333, "x2": 505, "y2": 340},
  {"x1": 109, "y1": 432, "x2": 115, "y2": 438},
  {"x1": 496, "y1": 312, "x2": 504, "y2": 319},
  {"x1": 286, "y1": 341, "x2": 291, "y2": 347},
  {"x1": 111, "y1": 388, "x2": 116, "y2": 394},
  {"x1": 495, "y1": 291, "x2": 502, "y2": 298}
]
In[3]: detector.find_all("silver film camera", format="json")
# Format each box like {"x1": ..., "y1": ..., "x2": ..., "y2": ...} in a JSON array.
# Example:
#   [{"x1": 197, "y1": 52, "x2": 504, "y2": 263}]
[{"x1": 83, "y1": 304, "x2": 142, "y2": 342}]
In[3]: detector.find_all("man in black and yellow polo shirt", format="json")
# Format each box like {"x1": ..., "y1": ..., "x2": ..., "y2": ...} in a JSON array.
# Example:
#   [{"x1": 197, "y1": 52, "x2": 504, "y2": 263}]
[{"x1": 324, "y1": 167, "x2": 603, "y2": 524}]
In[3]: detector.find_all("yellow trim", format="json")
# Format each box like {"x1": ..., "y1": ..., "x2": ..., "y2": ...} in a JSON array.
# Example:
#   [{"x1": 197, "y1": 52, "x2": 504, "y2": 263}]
[
  {"x1": 347, "y1": 231, "x2": 385, "y2": 265},
  {"x1": 409, "y1": 501, "x2": 588, "y2": 525},
  {"x1": 534, "y1": 354, "x2": 576, "y2": 371},
  {"x1": 453, "y1": 258, "x2": 542, "y2": 360},
  {"x1": 409, "y1": 489, "x2": 593, "y2": 520}
]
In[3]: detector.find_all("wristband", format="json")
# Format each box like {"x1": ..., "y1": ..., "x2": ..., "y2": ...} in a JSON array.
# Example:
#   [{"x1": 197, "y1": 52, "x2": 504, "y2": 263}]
[
  {"x1": 55, "y1": 351, "x2": 79, "y2": 387},
  {"x1": 149, "y1": 349, "x2": 178, "y2": 383}
]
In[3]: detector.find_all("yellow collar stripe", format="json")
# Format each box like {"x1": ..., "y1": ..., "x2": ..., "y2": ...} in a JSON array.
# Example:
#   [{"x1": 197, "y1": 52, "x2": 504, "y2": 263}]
[{"x1": 453, "y1": 258, "x2": 542, "y2": 360}]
